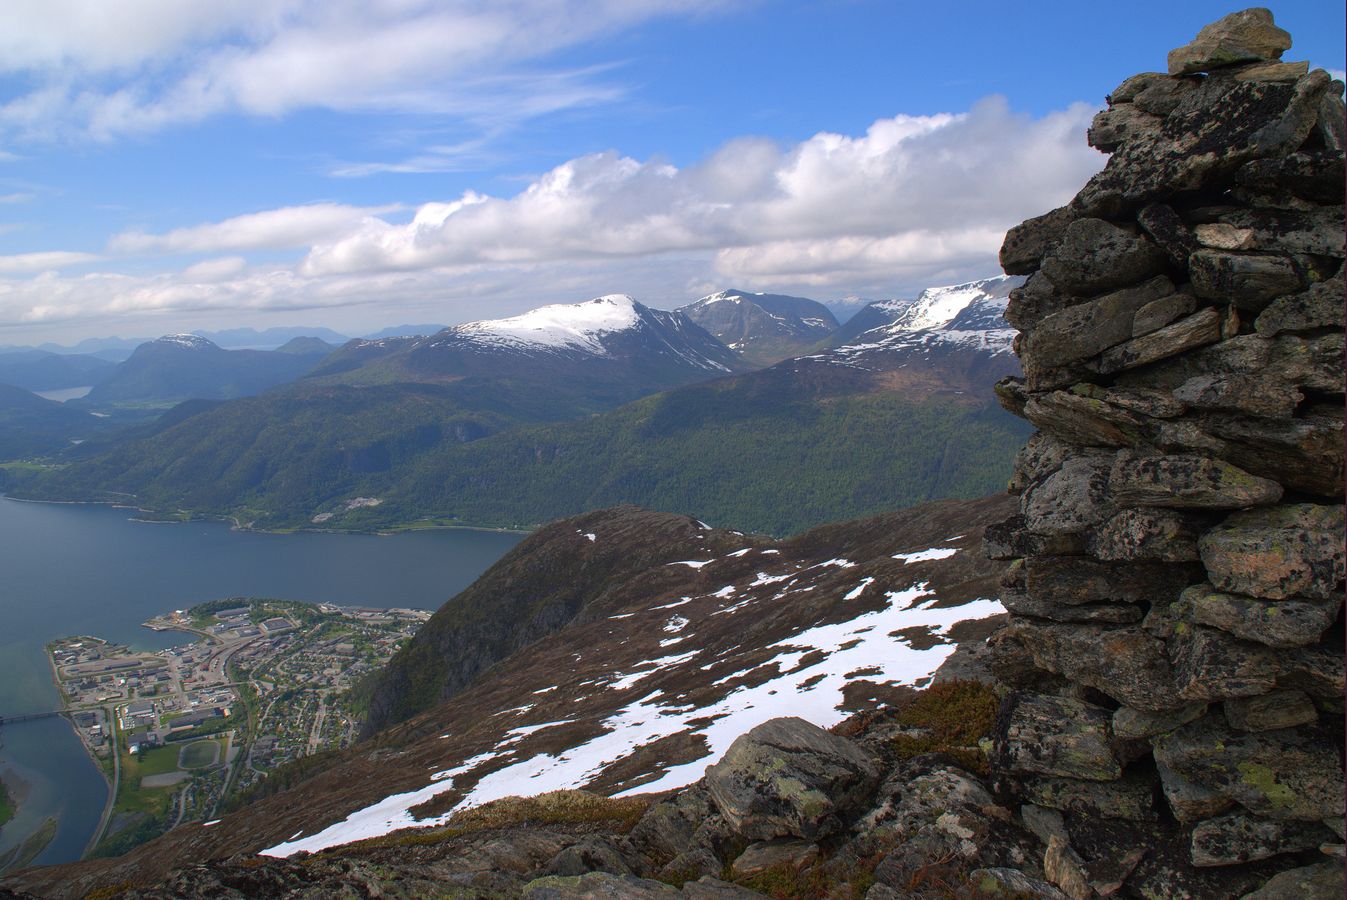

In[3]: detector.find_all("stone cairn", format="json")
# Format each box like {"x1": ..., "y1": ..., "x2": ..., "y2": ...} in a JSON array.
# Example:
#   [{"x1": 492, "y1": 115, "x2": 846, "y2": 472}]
[{"x1": 984, "y1": 8, "x2": 1345, "y2": 898}]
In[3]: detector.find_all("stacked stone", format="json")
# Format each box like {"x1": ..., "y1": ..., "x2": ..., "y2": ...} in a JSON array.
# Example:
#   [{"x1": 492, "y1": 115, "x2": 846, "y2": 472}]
[{"x1": 985, "y1": 9, "x2": 1345, "y2": 898}]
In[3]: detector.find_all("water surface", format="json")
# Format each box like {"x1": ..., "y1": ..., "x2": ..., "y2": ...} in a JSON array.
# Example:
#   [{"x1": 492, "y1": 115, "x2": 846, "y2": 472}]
[{"x1": 0, "y1": 496, "x2": 522, "y2": 867}]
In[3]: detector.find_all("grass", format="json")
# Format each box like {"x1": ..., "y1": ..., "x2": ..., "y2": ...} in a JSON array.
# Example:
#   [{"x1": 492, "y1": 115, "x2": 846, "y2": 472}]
[
  {"x1": 179, "y1": 740, "x2": 220, "y2": 769},
  {"x1": 890, "y1": 679, "x2": 1000, "y2": 775},
  {"x1": 0, "y1": 817, "x2": 57, "y2": 875},
  {"x1": 0, "y1": 777, "x2": 14, "y2": 830},
  {"x1": 338, "y1": 790, "x2": 651, "y2": 854}
]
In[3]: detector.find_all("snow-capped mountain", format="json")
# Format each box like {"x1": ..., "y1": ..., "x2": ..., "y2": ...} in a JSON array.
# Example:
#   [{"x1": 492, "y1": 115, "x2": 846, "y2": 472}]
[
  {"x1": 826, "y1": 296, "x2": 918, "y2": 346},
  {"x1": 679, "y1": 289, "x2": 838, "y2": 366},
  {"x1": 309, "y1": 295, "x2": 739, "y2": 401}
]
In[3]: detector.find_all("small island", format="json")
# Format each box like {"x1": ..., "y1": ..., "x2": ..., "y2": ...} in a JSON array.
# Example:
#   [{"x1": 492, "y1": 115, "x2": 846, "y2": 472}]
[{"x1": 46, "y1": 599, "x2": 429, "y2": 857}]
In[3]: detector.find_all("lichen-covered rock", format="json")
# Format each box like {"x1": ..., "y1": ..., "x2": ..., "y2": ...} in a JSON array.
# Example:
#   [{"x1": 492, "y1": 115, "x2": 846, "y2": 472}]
[
  {"x1": 1176, "y1": 583, "x2": 1341, "y2": 648},
  {"x1": 1088, "y1": 104, "x2": 1164, "y2": 153},
  {"x1": 1112, "y1": 702, "x2": 1208, "y2": 740},
  {"x1": 1021, "y1": 456, "x2": 1117, "y2": 536},
  {"x1": 1090, "y1": 508, "x2": 1208, "y2": 561},
  {"x1": 1095, "y1": 306, "x2": 1225, "y2": 373},
  {"x1": 704, "y1": 717, "x2": 879, "y2": 842},
  {"x1": 1169, "y1": 625, "x2": 1281, "y2": 700},
  {"x1": 1108, "y1": 450, "x2": 1283, "y2": 509},
  {"x1": 1188, "y1": 250, "x2": 1306, "y2": 310},
  {"x1": 1190, "y1": 811, "x2": 1334, "y2": 867},
  {"x1": 1043, "y1": 835, "x2": 1092, "y2": 900},
  {"x1": 969, "y1": 867, "x2": 1069, "y2": 899},
  {"x1": 1004, "y1": 621, "x2": 1180, "y2": 711},
  {"x1": 1223, "y1": 690, "x2": 1318, "y2": 732},
  {"x1": 1166, "y1": 8, "x2": 1292, "y2": 75},
  {"x1": 728, "y1": 840, "x2": 818, "y2": 879},
  {"x1": 1039, "y1": 219, "x2": 1166, "y2": 296},
  {"x1": 1172, "y1": 373, "x2": 1303, "y2": 418},
  {"x1": 1235, "y1": 151, "x2": 1346, "y2": 205},
  {"x1": 1255, "y1": 276, "x2": 1346, "y2": 335},
  {"x1": 1001, "y1": 206, "x2": 1078, "y2": 277},
  {"x1": 1152, "y1": 715, "x2": 1345, "y2": 820},
  {"x1": 1022, "y1": 773, "x2": 1157, "y2": 822},
  {"x1": 1198, "y1": 504, "x2": 1346, "y2": 600},
  {"x1": 1241, "y1": 861, "x2": 1347, "y2": 898},
  {"x1": 1025, "y1": 555, "x2": 1195, "y2": 606},
  {"x1": 999, "y1": 693, "x2": 1122, "y2": 781},
  {"x1": 1157, "y1": 760, "x2": 1239, "y2": 823}
]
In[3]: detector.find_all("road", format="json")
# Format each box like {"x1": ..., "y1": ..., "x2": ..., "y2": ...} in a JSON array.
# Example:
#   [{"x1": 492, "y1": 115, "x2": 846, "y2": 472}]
[{"x1": 83, "y1": 705, "x2": 120, "y2": 857}]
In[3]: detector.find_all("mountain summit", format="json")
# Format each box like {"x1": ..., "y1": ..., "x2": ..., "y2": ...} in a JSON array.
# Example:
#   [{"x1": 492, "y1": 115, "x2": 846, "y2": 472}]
[{"x1": 679, "y1": 289, "x2": 838, "y2": 366}]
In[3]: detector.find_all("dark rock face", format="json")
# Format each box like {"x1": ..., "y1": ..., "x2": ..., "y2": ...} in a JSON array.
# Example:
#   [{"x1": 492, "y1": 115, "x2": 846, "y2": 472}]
[{"x1": 988, "y1": 9, "x2": 1345, "y2": 897}]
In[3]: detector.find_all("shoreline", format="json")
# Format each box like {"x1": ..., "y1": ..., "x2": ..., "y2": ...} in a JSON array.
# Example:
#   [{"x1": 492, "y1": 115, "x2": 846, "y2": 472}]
[{"x1": 2, "y1": 494, "x2": 533, "y2": 537}]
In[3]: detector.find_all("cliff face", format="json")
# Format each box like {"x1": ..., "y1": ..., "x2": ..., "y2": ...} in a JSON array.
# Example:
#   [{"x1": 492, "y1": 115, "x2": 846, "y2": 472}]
[{"x1": 987, "y1": 6, "x2": 1345, "y2": 896}]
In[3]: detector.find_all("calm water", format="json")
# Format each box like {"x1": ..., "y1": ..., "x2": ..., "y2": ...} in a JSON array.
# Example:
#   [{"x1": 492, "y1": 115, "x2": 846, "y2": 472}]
[{"x1": 0, "y1": 496, "x2": 522, "y2": 867}]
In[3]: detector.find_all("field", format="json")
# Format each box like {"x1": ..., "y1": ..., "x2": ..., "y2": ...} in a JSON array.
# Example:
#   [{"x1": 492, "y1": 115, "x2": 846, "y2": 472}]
[
  {"x1": 179, "y1": 740, "x2": 220, "y2": 769},
  {"x1": 0, "y1": 777, "x2": 14, "y2": 830}
]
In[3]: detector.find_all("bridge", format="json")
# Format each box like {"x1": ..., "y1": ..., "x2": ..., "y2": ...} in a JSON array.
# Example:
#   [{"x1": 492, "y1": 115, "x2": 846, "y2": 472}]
[{"x1": 0, "y1": 710, "x2": 64, "y2": 727}]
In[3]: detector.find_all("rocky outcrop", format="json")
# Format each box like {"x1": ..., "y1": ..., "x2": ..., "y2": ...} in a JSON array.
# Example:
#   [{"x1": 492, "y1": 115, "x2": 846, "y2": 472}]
[{"x1": 990, "y1": 9, "x2": 1344, "y2": 898}]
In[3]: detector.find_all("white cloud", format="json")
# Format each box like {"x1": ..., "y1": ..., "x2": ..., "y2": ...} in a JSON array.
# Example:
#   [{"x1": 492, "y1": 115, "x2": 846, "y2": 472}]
[
  {"x1": 0, "y1": 250, "x2": 99, "y2": 273},
  {"x1": 109, "y1": 203, "x2": 402, "y2": 254},
  {"x1": 0, "y1": 99, "x2": 1103, "y2": 339},
  {"x1": 0, "y1": 1, "x2": 732, "y2": 141}
]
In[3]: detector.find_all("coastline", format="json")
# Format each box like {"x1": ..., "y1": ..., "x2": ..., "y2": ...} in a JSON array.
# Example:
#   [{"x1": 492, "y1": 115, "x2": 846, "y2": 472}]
[{"x1": 2, "y1": 494, "x2": 533, "y2": 537}]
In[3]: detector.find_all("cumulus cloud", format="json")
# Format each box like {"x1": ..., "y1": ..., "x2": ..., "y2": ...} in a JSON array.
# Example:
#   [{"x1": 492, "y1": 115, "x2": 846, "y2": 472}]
[
  {"x1": 0, "y1": 250, "x2": 100, "y2": 273},
  {"x1": 0, "y1": 99, "x2": 1104, "y2": 338},
  {"x1": 0, "y1": 1, "x2": 731, "y2": 141},
  {"x1": 302, "y1": 97, "x2": 1102, "y2": 286},
  {"x1": 110, "y1": 203, "x2": 403, "y2": 254}
]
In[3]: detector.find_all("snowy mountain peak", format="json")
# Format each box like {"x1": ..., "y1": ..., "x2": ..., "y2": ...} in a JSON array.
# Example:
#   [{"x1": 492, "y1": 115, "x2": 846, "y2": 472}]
[
  {"x1": 153, "y1": 333, "x2": 219, "y2": 351},
  {"x1": 449, "y1": 295, "x2": 644, "y2": 356},
  {"x1": 888, "y1": 275, "x2": 1018, "y2": 334}
]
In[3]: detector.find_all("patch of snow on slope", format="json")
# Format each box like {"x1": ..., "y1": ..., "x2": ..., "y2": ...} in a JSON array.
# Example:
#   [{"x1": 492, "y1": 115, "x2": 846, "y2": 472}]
[
  {"x1": 893, "y1": 547, "x2": 959, "y2": 564},
  {"x1": 844, "y1": 578, "x2": 874, "y2": 600},
  {"x1": 450, "y1": 295, "x2": 640, "y2": 355},
  {"x1": 670, "y1": 560, "x2": 713, "y2": 569},
  {"x1": 261, "y1": 586, "x2": 1005, "y2": 859}
]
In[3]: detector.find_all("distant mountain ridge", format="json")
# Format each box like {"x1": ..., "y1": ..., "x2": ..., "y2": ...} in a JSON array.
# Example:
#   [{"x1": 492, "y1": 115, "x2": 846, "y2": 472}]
[{"x1": 678, "y1": 289, "x2": 839, "y2": 366}]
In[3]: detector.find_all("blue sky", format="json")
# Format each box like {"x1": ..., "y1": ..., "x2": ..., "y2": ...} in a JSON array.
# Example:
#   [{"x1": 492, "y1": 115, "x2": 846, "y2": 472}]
[{"x1": 0, "y1": 1, "x2": 1342, "y2": 345}]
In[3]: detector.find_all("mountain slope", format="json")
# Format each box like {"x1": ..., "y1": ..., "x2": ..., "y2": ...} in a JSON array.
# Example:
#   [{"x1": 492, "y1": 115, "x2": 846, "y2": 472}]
[
  {"x1": 0, "y1": 350, "x2": 116, "y2": 392},
  {"x1": 0, "y1": 383, "x2": 115, "y2": 459},
  {"x1": 3, "y1": 494, "x2": 1012, "y2": 898},
  {"x1": 679, "y1": 289, "x2": 838, "y2": 366},
  {"x1": 82, "y1": 335, "x2": 333, "y2": 408},
  {"x1": 825, "y1": 296, "x2": 915, "y2": 346}
]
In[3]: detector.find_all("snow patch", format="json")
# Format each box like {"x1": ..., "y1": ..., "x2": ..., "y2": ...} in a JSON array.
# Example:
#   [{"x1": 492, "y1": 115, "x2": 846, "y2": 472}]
[{"x1": 893, "y1": 547, "x2": 959, "y2": 564}]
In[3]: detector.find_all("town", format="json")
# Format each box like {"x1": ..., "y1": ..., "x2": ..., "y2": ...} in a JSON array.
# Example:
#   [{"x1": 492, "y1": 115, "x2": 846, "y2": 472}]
[{"x1": 46, "y1": 599, "x2": 430, "y2": 857}]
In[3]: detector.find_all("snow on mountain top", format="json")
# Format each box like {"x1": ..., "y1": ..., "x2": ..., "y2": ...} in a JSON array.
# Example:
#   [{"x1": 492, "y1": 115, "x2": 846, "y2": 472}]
[
  {"x1": 154, "y1": 334, "x2": 218, "y2": 350},
  {"x1": 449, "y1": 295, "x2": 643, "y2": 355},
  {"x1": 889, "y1": 276, "x2": 1016, "y2": 334}
]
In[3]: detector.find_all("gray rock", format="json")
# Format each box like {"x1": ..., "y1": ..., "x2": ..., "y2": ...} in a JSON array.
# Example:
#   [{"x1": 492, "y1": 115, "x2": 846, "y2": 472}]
[
  {"x1": 523, "y1": 872, "x2": 681, "y2": 898},
  {"x1": 1137, "y1": 202, "x2": 1200, "y2": 268},
  {"x1": 1198, "y1": 504, "x2": 1346, "y2": 600},
  {"x1": 1230, "y1": 60, "x2": 1311, "y2": 82},
  {"x1": 1023, "y1": 773, "x2": 1158, "y2": 822},
  {"x1": 999, "y1": 693, "x2": 1122, "y2": 781},
  {"x1": 1235, "y1": 151, "x2": 1346, "y2": 205},
  {"x1": 1003, "y1": 621, "x2": 1180, "y2": 712},
  {"x1": 657, "y1": 849, "x2": 722, "y2": 884},
  {"x1": 857, "y1": 766, "x2": 994, "y2": 835},
  {"x1": 1074, "y1": 71, "x2": 1330, "y2": 216},
  {"x1": 1040, "y1": 219, "x2": 1166, "y2": 296},
  {"x1": 1133, "y1": 291, "x2": 1198, "y2": 337},
  {"x1": 1224, "y1": 690, "x2": 1318, "y2": 731},
  {"x1": 1113, "y1": 702, "x2": 1208, "y2": 740},
  {"x1": 1152, "y1": 715, "x2": 1345, "y2": 820},
  {"x1": 1240, "y1": 861, "x2": 1346, "y2": 899},
  {"x1": 1096, "y1": 307, "x2": 1224, "y2": 374},
  {"x1": 1167, "y1": 8, "x2": 1292, "y2": 75},
  {"x1": 1009, "y1": 432, "x2": 1079, "y2": 493},
  {"x1": 544, "y1": 837, "x2": 635, "y2": 878},
  {"x1": 1194, "y1": 405, "x2": 1344, "y2": 497},
  {"x1": 1194, "y1": 223, "x2": 1257, "y2": 250},
  {"x1": 1025, "y1": 555, "x2": 1194, "y2": 606},
  {"x1": 1191, "y1": 811, "x2": 1334, "y2": 867},
  {"x1": 1177, "y1": 583, "x2": 1341, "y2": 648},
  {"x1": 1108, "y1": 450, "x2": 1283, "y2": 509},
  {"x1": 1132, "y1": 75, "x2": 1203, "y2": 115},
  {"x1": 630, "y1": 787, "x2": 716, "y2": 861},
  {"x1": 1090, "y1": 508, "x2": 1207, "y2": 562},
  {"x1": 1022, "y1": 390, "x2": 1149, "y2": 448},
  {"x1": 1189, "y1": 250, "x2": 1306, "y2": 310},
  {"x1": 1169, "y1": 624, "x2": 1281, "y2": 701},
  {"x1": 704, "y1": 717, "x2": 879, "y2": 841},
  {"x1": 1005, "y1": 271, "x2": 1077, "y2": 331},
  {"x1": 1108, "y1": 72, "x2": 1170, "y2": 104},
  {"x1": 728, "y1": 840, "x2": 819, "y2": 878},
  {"x1": 1219, "y1": 206, "x2": 1346, "y2": 258},
  {"x1": 1157, "y1": 759, "x2": 1238, "y2": 822},
  {"x1": 1255, "y1": 277, "x2": 1345, "y2": 335},
  {"x1": 970, "y1": 867, "x2": 1069, "y2": 899},
  {"x1": 1279, "y1": 644, "x2": 1346, "y2": 702},
  {"x1": 1088, "y1": 104, "x2": 1164, "y2": 153},
  {"x1": 984, "y1": 515, "x2": 1088, "y2": 560},
  {"x1": 1001, "y1": 206, "x2": 1078, "y2": 276},
  {"x1": 1001, "y1": 592, "x2": 1143, "y2": 625},
  {"x1": 1021, "y1": 456, "x2": 1117, "y2": 536},
  {"x1": 1021, "y1": 803, "x2": 1069, "y2": 844},
  {"x1": 1044, "y1": 835, "x2": 1092, "y2": 900},
  {"x1": 1172, "y1": 374, "x2": 1303, "y2": 418},
  {"x1": 1024, "y1": 276, "x2": 1175, "y2": 369}
]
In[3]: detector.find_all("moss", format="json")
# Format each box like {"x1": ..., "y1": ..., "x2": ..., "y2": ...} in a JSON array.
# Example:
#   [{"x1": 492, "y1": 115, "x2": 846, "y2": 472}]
[
  {"x1": 1236, "y1": 762, "x2": 1299, "y2": 810},
  {"x1": 891, "y1": 680, "x2": 1000, "y2": 775}
]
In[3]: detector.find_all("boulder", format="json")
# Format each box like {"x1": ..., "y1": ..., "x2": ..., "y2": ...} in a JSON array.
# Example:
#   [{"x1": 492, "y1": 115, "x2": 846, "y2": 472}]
[
  {"x1": 1021, "y1": 456, "x2": 1117, "y2": 536},
  {"x1": 1044, "y1": 835, "x2": 1092, "y2": 900},
  {"x1": 1167, "y1": 8, "x2": 1292, "y2": 75},
  {"x1": 1090, "y1": 508, "x2": 1207, "y2": 562},
  {"x1": 1235, "y1": 152, "x2": 1346, "y2": 205},
  {"x1": 1024, "y1": 555, "x2": 1195, "y2": 606},
  {"x1": 1198, "y1": 504, "x2": 1346, "y2": 600},
  {"x1": 1188, "y1": 250, "x2": 1306, "y2": 310},
  {"x1": 1133, "y1": 291, "x2": 1198, "y2": 337},
  {"x1": 1218, "y1": 206, "x2": 1346, "y2": 258},
  {"x1": 1137, "y1": 202, "x2": 1200, "y2": 267},
  {"x1": 1000, "y1": 206, "x2": 1080, "y2": 277},
  {"x1": 1191, "y1": 811, "x2": 1334, "y2": 867},
  {"x1": 1172, "y1": 374, "x2": 1303, "y2": 418},
  {"x1": 1095, "y1": 307, "x2": 1224, "y2": 374},
  {"x1": 1177, "y1": 583, "x2": 1341, "y2": 648},
  {"x1": 544, "y1": 837, "x2": 635, "y2": 878},
  {"x1": 1005, "y1": 271, "x2": 1077, "y2": 331},
  {"x1": 1223, "y1": 690, "x2": 1318, "y2": 732},
  {"x1": 1169, "y1": 625, "x2": 1281, "y2": 701},
  {"x1": 1039, "y1": 219, "x2": 1166, "y2": 296},
  {"x1": 1088, "y1": 104, "x2": 1164, "y2": 153},
  {"x1": 1112, "y1": 702, "x2": 1208, "y2": 740},
  {"x1": 728, "y1": 840, "x2": 819, "y2": 878},
  {"x1": 1003, "y1": 621, "x2": 1180, "y2": 711},
  {"x1": 704, "y1": 717, "x2": 879, "y2": 841},
  {"x1": 1240, "y1": 861, "x2": 1347, "y2": 898},
  {"x1": 1152, "y1": 716, "x2": 1345, "y2": 820},
  {"x1": 1022, "y1": 773, "x2": 1158, "y2": 822},
  {"x1": 1024, "y1": 276, "x2": 1175, "y2": 368},
  {"x1": 1255, "y1": 277, "x2": 1346, "y2": 335},
  {"x1": 1108, "y1": 451, "x2": 1283, "y2": 509},
  {"x1": 998, "y1": 693, "x2": 1122, "y2": 781}
]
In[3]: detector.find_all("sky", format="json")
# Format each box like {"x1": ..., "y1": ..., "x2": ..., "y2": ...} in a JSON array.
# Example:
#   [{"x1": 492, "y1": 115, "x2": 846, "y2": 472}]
[{"x1": 0, "y1": 1, "x2": 1342, "y2": 346}]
